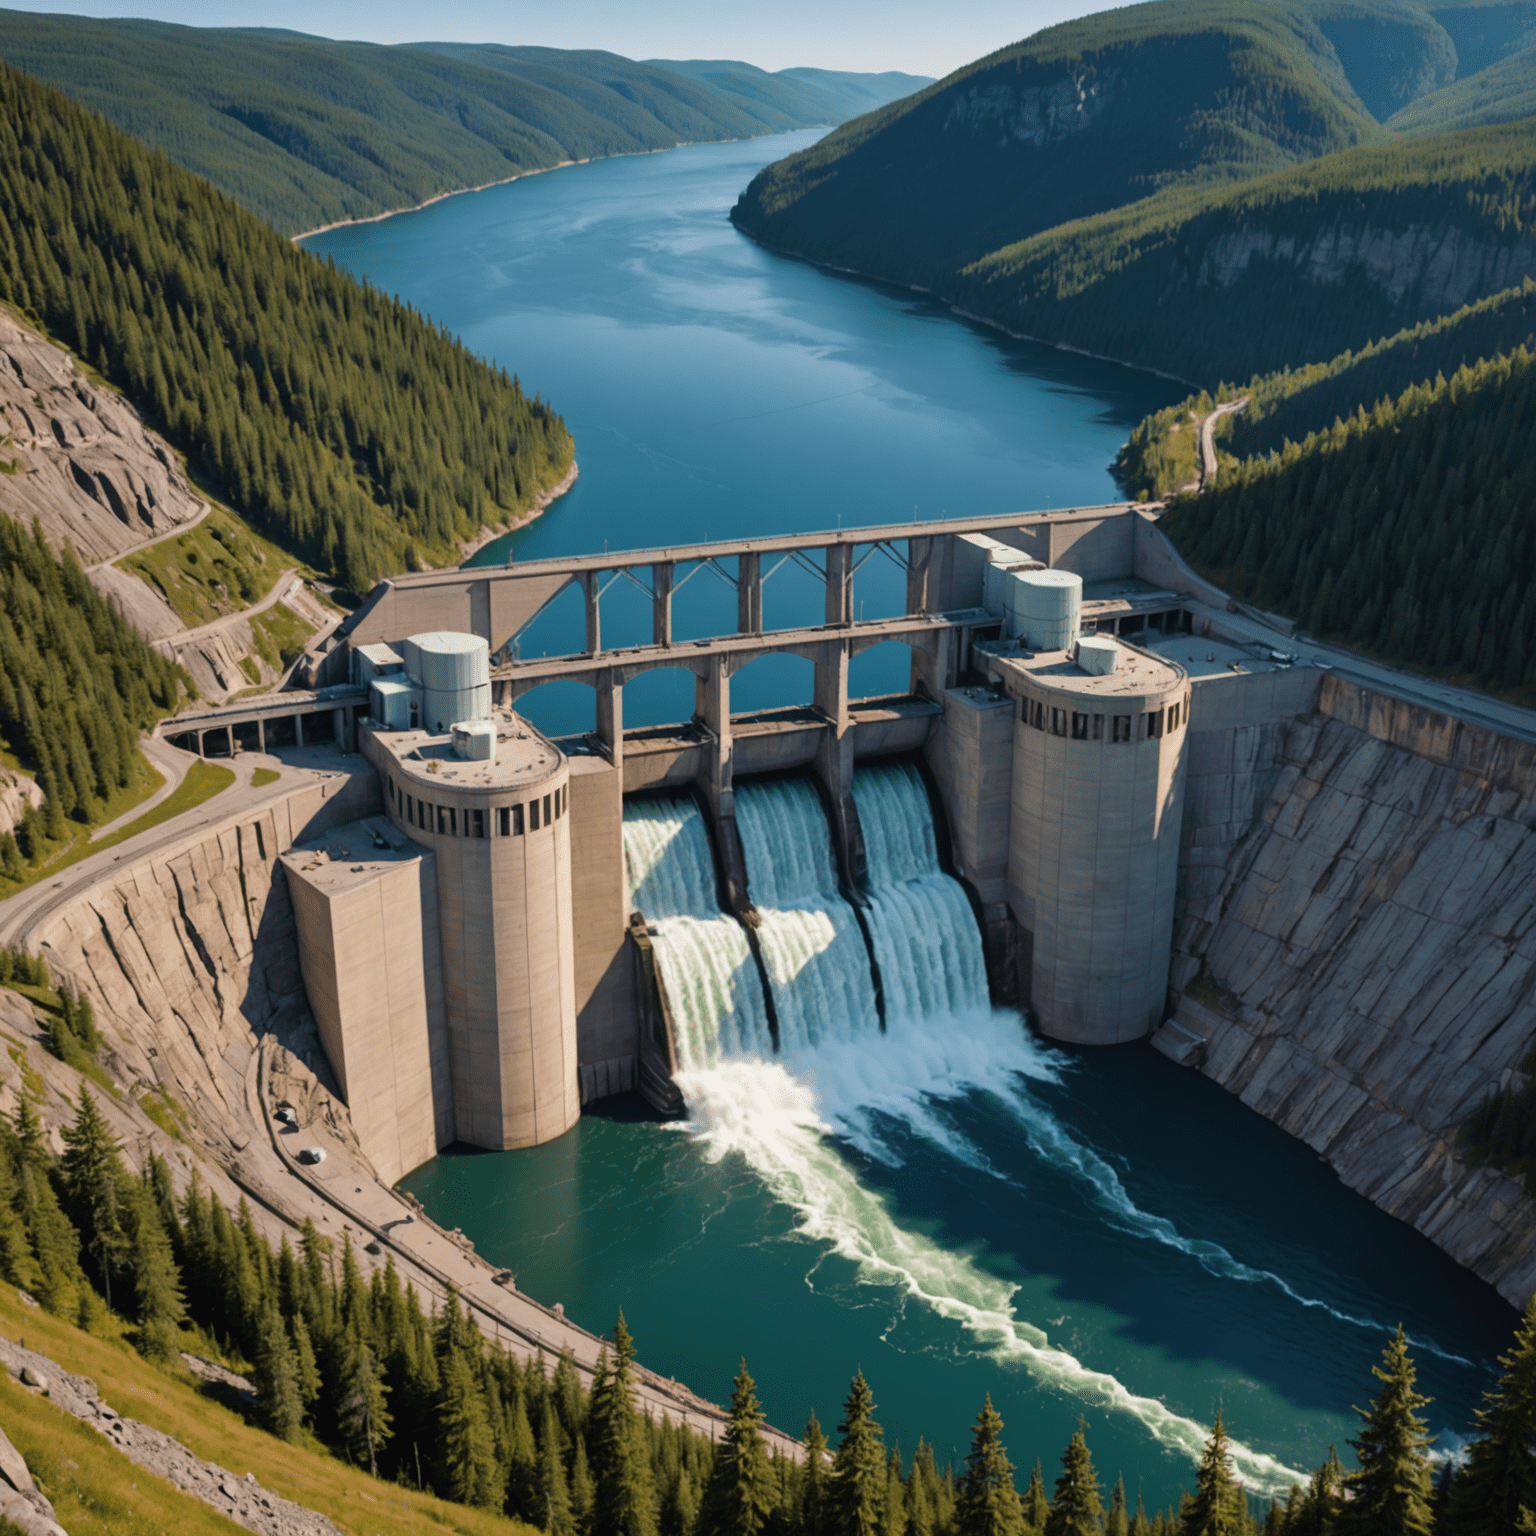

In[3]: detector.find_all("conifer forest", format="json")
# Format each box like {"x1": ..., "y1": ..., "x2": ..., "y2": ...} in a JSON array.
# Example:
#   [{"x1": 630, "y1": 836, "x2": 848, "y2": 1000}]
[
  {"x1": 3, "y1": 1053, "x2": 1535, "y2": 1536},
  {"x1": 0, "y1": 60, "x2": 574, "y2": 595}
]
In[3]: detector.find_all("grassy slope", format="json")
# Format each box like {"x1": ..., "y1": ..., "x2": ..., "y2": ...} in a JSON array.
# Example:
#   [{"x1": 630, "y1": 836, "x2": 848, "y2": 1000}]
[
  {"x1": 0, "y1": 1283, "x2": 540, "y2": 1536},
  {"x1": 0, "y1": 760, "x2": 234, "y2": 903},
  {"x1": 116, "y1": 510, "x2": 299, "y2": 631},
  {"x1": 953, "y1": 114, "x2": 1536, "y2": 383},
  {"x1": 0, "y1": 14, "x2": 769, "y2": 236},
  {"x1": 731, "y1": 0, "x2": 1386, "y2": 281}
]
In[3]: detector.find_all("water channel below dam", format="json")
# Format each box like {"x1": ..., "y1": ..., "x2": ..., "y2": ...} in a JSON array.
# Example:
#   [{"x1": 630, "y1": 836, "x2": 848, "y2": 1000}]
[{"x1": 306, "y1": 132, "x2": 1516, "y2": 1502}]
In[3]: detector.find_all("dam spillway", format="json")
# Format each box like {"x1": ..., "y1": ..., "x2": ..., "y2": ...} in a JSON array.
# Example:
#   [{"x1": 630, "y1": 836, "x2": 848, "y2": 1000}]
[
  {"x1": 623, "y1": 765, "x2": 992, "y2": 1076},
  {"x1": 621, "y1": 794, "x2": 769, "y2": 1069},
  {"x1": 734, "y1": 778, "x2": 880, "y2": 1052},
  {"x1": 855, "y1": 762, "x2": 989, "y2": 1023}
]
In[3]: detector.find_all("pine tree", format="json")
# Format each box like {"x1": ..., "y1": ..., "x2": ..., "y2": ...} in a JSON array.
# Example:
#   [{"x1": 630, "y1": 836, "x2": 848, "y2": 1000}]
[
  {"x1": 802, "y1": 1410, "x2": 830, "y2": 1536},
  {"x1": 1108, "y1": 1475, "x2": 1130, "y2": 1536},
  {"x1": 1023, "y1": 1460, "x2": 1051, "y2": 1536},
  {"x1": 437, "y1": 1349, "x2": 499, "y2": 1507},
  {"x1": 537, "y1": 1400, "x2": 575, "y2": 1536},
  {"x1": 1335, "y1": 1327, "x2": 1434, "y2": 1536},
  {"x1": 1289, "y1": 1447, "x2": 1343, "y2": 1536},
  {"x1": 336, "y1": 1323, "x2": 392, "y2": 1477},
  {"x1": 128, "y1": 1193, "x2": 184, "y2": 1361},
  {"x1": 571, "y1": 1433, "x2": 596, "y2": 1532},
  {"x1": 1445, "y1": 1295, "x2": 1536, "y2": 1536},
  {"x1": 698, "y1": 1358, "x2": 773, "y2": 1536},
  {"x1": 60, "y1": 1087, "x2": 127, "y2": 1310},
  {"x1": 1183, "y1": 1411, "x2": 1244, "y2": 1536},
  {"x1": 588, "y1": 1314, "x2": 658, "y2": 1536},
  {"x1": 1130, "y1": 1486, "x2": 1152, "y2": 1536},
  {"x1": 1044, "y1": 1424, "x2": 1103, "y2": 1536},
  {"x1": 829, "y1": 1371, "x2": 886, "y2": 1536},
  {"x1": 956, "y1": 1394, "x2": 1025, "y2": 1536},
  {"x1": 255, "y1": 1301, "x2": 304, "y2": 1441}
]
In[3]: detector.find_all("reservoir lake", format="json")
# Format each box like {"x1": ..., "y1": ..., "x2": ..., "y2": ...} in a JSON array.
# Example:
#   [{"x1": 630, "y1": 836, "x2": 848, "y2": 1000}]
[{"x1": 305, "y1": 131, "x2": 1515, "y2": 1504}]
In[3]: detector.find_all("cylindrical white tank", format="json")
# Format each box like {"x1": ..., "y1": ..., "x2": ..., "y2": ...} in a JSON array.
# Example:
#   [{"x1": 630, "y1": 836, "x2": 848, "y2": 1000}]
[
  {"x1": 1008, "y1": 569, "x2": 1083, "y2": 650},
  {"x1": 402, "y1": 632, "x2": 492, "y2": 733},
  {"x1": 1077, "y1": 635, "x2": 1121, "y2": 675}
]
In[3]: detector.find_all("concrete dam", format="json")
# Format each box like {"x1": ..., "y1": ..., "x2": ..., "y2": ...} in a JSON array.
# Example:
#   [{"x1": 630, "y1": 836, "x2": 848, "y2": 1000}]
[
  {"x1": 162, "y1": 500, "x2": 1536, "y2": 1309},
  {"x1": 218, "y1": 502, "x2": 1303, "y2": 1178}
]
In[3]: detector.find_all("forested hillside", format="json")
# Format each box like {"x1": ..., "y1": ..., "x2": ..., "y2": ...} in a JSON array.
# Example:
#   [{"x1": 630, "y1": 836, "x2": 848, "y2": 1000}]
[
  {"x1": 732, "y1": 0, "x2": 1384, "y2": 285},
  {"x1": 5, "y1": 1062, "x2": 1534, "y2": 1536},
  {"x1": 1118, "y1": 279, "x2": 1536, "y2": 494},
  {"x1": 0, "y1": 14, "x2": 924, "y2": 237},
  {"x1": 0, "y1": 60, "x2": 572, "y2": 595},
  {"x1": 0, "y1": 517, "x2": 185, "y2": 880},
  {"x1": 731, "y1": 0, "x2": 1536, "y2": 389},
  {"x1": 1160, "y1": 345, "x2": 1536, "y2": 700},
  {"x1": 643, "y1": 59, "x2": 931, "y2": 131},
  {"x1": 955, "y1": 116, "x2": 1536, "y2": 385}
]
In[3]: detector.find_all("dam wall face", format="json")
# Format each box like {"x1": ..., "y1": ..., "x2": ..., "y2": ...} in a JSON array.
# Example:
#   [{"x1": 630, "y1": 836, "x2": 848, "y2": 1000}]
[
  {"x1": 1161, "y1": 675, "x2": 1536, "y2": 1304},
  {"x1": 362, "y1": 718, "x2": 581, "y2": 1150}
]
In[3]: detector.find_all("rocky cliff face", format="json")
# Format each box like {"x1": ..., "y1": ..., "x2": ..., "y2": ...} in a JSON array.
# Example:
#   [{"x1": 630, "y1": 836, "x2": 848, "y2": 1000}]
[
  {"x1": 0, "y1": 309, "x2": 203, "y2": 563},
  {"x1": 1193, "y1": 220, "x2": 1536, "y2": 315},
  {"x1": 1161, "y1": 675, "x2": 1536, "y2": 1305},
  {"x1": 34, "y1": 775, "x2": 378, "y2": 1168},
  {"x1": 0, "y1": 307, "x2": 323, "y2": 702}
]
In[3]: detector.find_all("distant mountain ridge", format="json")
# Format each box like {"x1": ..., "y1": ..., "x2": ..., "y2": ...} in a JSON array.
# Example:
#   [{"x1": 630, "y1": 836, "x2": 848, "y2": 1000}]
[
  {"x1": 0, "y1": 11, "x2": 929, "y2": 236},
  {"x1": 645, "y1": 58, "x2": 933, "y2": 133},
  {"x1": 730, "y1": 0, "x2": 1536, "y2": 381}
]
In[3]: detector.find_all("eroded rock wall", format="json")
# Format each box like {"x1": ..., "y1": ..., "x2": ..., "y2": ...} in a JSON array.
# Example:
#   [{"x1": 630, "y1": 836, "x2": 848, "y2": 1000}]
[
  {"x1": 35, "y1": 774, "x2": 379, "y2": 1168},
  {"x1": 1165, "y1": 675, "x2": 1536, "y2": 1304},
  {"x1": 0, "y1": 309, "x2": 203, "y2": 564}
]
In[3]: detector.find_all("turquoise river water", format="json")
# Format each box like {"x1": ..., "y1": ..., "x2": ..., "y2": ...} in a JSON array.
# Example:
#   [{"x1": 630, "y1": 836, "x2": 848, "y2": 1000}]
[{"x1": 306, "y1": 132, "x2": 1515, "y2": 1504}]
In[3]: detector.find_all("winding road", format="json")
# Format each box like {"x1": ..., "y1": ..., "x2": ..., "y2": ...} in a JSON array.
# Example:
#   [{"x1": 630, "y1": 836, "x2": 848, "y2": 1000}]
[{"x1": 1199, "y1": 396, "x2": 1249, "y2": 488}]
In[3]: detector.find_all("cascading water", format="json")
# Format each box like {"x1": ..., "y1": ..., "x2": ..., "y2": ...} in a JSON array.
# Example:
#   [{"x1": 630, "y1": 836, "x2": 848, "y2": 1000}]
[
  {"x1": 853, "y1": 761, "x2": 989, "y2": 1023},
  {"x1": 732, "y1": 778, "x2": 879, "y2": 1052},
  {"x1": 622, "y1": 772, "x2": 1307, "y2": 1496},
  {"x1": 621, "y1": 795, "x2": 770, "y2": 1069}
]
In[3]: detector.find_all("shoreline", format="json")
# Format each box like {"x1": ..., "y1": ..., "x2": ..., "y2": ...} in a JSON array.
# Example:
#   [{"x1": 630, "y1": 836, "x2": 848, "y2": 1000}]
[
  {"x1": 291, "y1": 130, "x2": 823, "y2": 245},
  {"x1": 456, "y1": 457, "x2": 580, "y2": 565},
  {"x1": 730, "y1": 220, "x2": 1201, "y2": 390}
]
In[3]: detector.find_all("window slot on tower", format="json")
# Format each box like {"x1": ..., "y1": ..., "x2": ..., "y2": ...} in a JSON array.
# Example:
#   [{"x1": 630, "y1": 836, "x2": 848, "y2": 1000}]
[
  {"x1": 543, "y1": 793, "x2": 552, "y2": 825},
  {"x1": 1112, "y1": 715, "x2": 1131, "y2": 742},
  {"x1": 1071, "y1": 712, "x2": 1089, "y2": 740},
  {"x1": 1149, "y1": 711, "x2": 1165, "y2": 739},
  {"x1": 1092, "y1": 714, "x2": 1104, "y2": 741},
  {"x1": 497, "y1": 806, "x2": 510, "y2": 837},
  {"x1": 530, "y1": 798, "x2": 540, "y2": 832},
  {"x1": 513, "y1": 804, "x2": 524, "y2": 835},
  {"x1": 471, "y1": 809, "x2": 485, "y2": 839}
]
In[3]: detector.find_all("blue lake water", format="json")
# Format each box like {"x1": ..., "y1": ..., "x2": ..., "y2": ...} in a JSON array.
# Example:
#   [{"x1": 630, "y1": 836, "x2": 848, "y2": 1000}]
[
  {"x1": 307, "y1": 133, "x2": 1516, "y2": 1507},
  {"x1": 307, "y1": 131, "x2": 1173, "y2": 736}
]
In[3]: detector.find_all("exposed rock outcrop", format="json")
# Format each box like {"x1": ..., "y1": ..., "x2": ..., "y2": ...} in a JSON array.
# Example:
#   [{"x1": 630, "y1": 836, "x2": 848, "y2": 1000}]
[
  {"x1": 0, "y1": 309, "x2": 203, "y2": 565},
  {"x1": 0, "y1": 307, "x2": 326, "y2": 705},
  {"x1": 1161, "y1": 676, "x2": 1536, "y2": 1304},
  {"x1": 0, "y1": 765, "x2": 43, "y2": 838},
  {"x1": 1193, "y1": 220, "x2": 1536, "y2": 316},
  {"x1": 1, "y1": 1332, "x2": 344, "y2": 1536},
  {"x1": 35, "y1": 775, "x2": 378, "y2": 1166}
]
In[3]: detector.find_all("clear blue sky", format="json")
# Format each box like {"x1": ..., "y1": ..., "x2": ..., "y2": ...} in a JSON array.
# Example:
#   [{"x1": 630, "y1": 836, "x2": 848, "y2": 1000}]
[{"x1": 6, "y1": 0, "x2": 1102, "y2": 77}]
